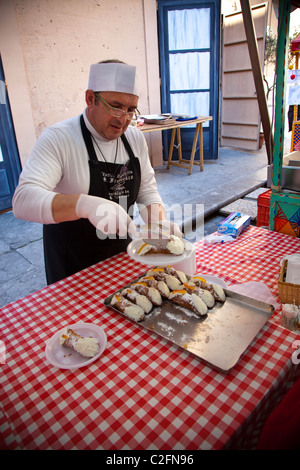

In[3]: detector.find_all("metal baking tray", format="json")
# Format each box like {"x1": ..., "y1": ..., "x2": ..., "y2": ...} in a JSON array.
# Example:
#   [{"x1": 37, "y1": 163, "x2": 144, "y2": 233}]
[{"x1": 104, "y1": 275, "x2": 274, "y2": 372}]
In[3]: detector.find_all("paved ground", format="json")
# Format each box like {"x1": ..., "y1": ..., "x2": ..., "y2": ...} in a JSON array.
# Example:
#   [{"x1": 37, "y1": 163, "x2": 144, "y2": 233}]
[{"x1": 0, "y1": 144, "x2": 270, "y2": 307}]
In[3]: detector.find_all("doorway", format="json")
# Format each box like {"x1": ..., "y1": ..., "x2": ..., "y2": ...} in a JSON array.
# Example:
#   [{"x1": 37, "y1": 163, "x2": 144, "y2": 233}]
[
  {"x1": 157, "y1": 0, "x2": 221, "y2": 161},
  {"x1": 0, "y1": 55, "x2": 21, "y2": 212}
]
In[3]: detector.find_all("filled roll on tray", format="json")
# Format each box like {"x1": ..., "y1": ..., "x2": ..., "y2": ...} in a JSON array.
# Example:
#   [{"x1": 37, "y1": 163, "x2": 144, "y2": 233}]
[
  {"x1": 182, "y1": 282, "x2": 215, "y2": 308},
  {"x1": 122, "y1": 287, "x2": 153, "y2": 314},
  {"x1": 168, "y1": 289, "x2": 208, "y2": 317},
  {"x1": 163, "y1": 266, "x2": 187, "y2": 284},
  {"x1": 108, "y1": 267, "x2": 226, "y2": 321},
  {"x1": 131, "y1": 281, "x2": 162, "y2": 307},
  {"x1": 188, "y1": 276, "x2": 226, "y2": 303},
  {"x1": 138, "y1": 275, "x2": 170, "y2": 298},
  {"x1": 146, "y1": 267, "x2": 182, "y2": 291},
  {"x1": 111, "y1": 293, "x2": 145, "y2": 322}
]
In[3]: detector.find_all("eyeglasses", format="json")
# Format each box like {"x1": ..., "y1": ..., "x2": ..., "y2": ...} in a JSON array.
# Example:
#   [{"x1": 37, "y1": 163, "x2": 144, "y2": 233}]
[{"x1": 94, "y1": 93, "x2": 140, "y2": 121}]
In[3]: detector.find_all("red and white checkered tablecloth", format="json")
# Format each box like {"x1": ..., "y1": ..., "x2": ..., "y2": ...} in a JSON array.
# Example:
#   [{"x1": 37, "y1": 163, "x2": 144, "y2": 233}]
[
  {"x1": 194, "y1": 226, "x2": 300, "y2": 325},
  {"x1": 1, "y1": 227, "x2": 299, "y2": 450}
]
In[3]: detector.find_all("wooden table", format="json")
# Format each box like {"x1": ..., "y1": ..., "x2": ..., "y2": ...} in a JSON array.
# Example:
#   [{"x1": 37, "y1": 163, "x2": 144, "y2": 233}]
[
  {"x1": 139, "y1": 116, "x2": 212, "y2": 175},
  {"x1": 1, "y1": 226, "x2": 300, "y2": 451}
]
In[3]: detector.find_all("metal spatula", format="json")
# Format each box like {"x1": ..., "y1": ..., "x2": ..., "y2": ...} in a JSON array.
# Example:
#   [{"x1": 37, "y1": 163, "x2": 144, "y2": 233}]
[{"x1": 136, "y1": 223, "x2": 170, "y2": 247}]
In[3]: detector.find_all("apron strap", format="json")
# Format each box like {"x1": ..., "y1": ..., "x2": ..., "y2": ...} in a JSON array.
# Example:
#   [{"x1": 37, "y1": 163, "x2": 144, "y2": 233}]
[
  {"x1": 121, "y1": 133, "x2": 136, "y2": 160},
  {"x1": 80, "y1": 114, "x2": 98, "y2": 162}
]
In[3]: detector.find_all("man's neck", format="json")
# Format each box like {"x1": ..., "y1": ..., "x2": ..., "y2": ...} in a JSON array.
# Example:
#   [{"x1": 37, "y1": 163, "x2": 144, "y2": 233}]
[{"x1": 83, "y1": 109, "x2": 111, "y2": 142}]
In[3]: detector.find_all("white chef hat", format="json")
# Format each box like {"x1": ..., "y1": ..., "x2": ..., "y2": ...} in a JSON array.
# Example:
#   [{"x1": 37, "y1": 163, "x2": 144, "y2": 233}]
[{"x1": 88, "y1": 62, "x2": 139, "y2": 96}]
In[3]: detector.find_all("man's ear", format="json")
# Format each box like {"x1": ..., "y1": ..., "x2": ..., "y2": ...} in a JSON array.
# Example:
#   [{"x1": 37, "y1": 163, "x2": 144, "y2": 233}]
[{"x1": 85, "y1": 89, "x2": 95, "y2": 107}]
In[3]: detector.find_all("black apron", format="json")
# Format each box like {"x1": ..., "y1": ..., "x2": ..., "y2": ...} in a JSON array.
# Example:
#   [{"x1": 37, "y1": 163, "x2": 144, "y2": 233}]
[{"x1": 43, "y1": 115, "x2": 141, "y2": 284}]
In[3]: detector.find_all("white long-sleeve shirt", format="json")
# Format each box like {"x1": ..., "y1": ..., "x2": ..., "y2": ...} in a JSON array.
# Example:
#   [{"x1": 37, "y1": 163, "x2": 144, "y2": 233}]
[{"x1": 12, "y1": 111, "x2": 163, "y2": 224}]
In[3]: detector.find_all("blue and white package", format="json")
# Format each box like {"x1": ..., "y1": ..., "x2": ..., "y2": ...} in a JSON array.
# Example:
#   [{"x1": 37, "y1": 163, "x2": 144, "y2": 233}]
[{"x1": 217, "y1": 212, "x2": 251, "y2": 238}]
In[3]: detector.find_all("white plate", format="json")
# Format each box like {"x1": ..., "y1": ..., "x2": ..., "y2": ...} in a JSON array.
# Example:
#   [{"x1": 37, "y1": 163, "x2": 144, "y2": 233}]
[
  {"x1": 141, "y1": 114, "x2": 175, "y2": 124},
  {"x1": 45, "y1": 322, "x2": 107, "y2": 370},
  {"x1": 127, "y1": 238, "x2": 195, "y2": 267},
  {"x1": 192, "y1": 273, "x2": 228, "y2": 289}
]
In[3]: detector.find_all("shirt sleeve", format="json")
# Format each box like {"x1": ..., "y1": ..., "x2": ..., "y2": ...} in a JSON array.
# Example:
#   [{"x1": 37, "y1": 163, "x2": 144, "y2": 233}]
[{"x1": 12, "y1": 128, "x2": 67, "y2": 224}]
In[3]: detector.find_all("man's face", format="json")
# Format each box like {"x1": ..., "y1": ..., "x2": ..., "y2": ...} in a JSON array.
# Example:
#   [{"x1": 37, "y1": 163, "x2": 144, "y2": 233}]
[{"x1": 86, "y1": 90, "x2": 139, "y2": 140}]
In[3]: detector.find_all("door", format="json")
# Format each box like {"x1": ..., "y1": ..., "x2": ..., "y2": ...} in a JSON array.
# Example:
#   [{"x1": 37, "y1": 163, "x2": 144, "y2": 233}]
[
  {"x1": 157, "y1": 0, "x2": 220, "y2": 161},
  {"x1": 221, "y1": 4, "x2": 268, "y2": 150},
  {"x1": 0, "y1": 56, "x2": 21, "y2": 212}
]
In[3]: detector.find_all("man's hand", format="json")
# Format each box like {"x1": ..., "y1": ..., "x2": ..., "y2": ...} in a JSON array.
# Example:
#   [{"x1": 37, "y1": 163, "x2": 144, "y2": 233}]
[
  {"x1": 76, "y1": 194, "x2": 138, "y2": 238},
  {"x1": 139, "y1": 203, "x2": 183, "y2": 239},
  {"x1": 158, "y1": 219, "x2": 183, "y2": 239}
]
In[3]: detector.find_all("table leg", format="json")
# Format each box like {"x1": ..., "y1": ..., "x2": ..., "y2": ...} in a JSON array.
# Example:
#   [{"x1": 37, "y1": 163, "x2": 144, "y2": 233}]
[
  {"x1": 166, "y1": 121, "x2": 204, "y2": 174},
  {"x1": 176, "y1": 128, "x2": 182, "y2": 163},
  {"x1": 188, "y1": 123, "x2": 201, "y2": 175},
  {"x1": 167, "y1": 128, "x2": 177, "y2": 169},
  {"x1": 199, "y1": 123, "x2": 203, "y2": 172}
]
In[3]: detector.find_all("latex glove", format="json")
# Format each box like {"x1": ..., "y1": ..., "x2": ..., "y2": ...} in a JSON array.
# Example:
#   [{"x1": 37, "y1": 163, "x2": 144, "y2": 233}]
[
  {"x1": 139, "y1": 220, "x2": 183, "y2": 240},
  {"x1": 76, "y1": 194, "x2": 138, "y2": 238},
  {"x1": 138, "y1": 204, "x2": 183, "y2": 240}
]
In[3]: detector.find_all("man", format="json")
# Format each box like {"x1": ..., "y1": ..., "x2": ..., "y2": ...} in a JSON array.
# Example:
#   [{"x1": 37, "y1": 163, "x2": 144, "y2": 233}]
[{"x1": 13, "y1": 60, "x2": 180, "y2": 284}]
